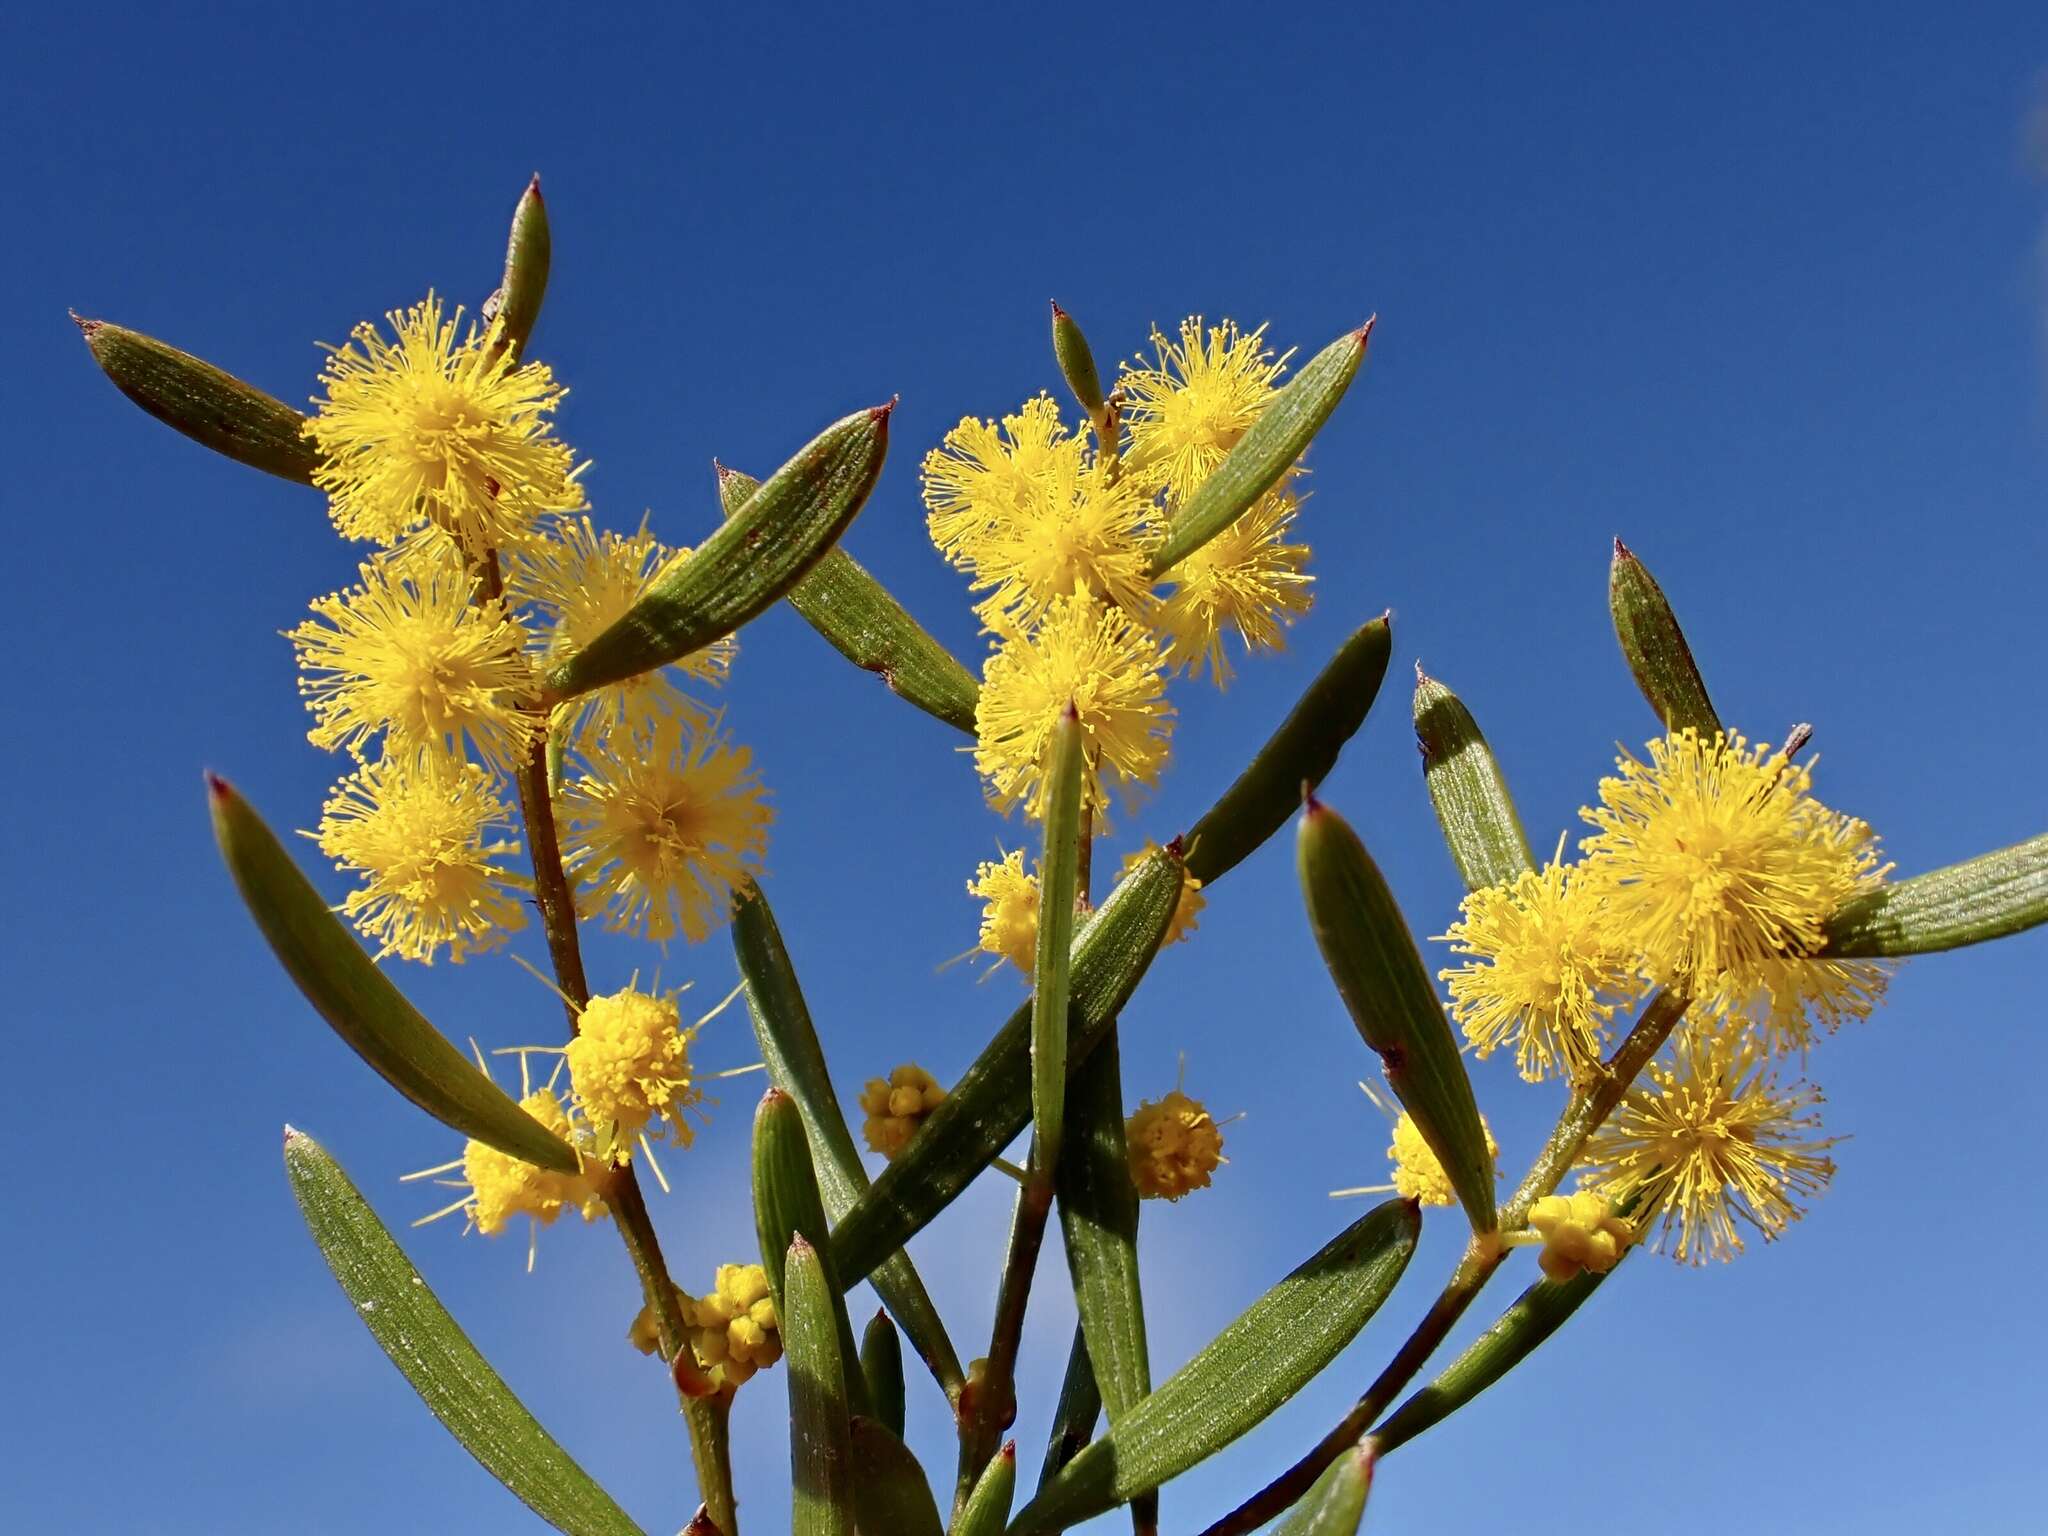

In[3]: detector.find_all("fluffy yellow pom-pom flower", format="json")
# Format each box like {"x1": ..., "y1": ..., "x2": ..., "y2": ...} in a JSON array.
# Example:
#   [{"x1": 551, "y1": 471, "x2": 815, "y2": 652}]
[
  {"x1": 306, "y1": 293, "x2": 585, "y2": 553},
  {"x1": 410, "y1": 1082, "x2": 607, "y2": 1269},
  {"x1": 1577, "y1": 731, "x2": 1889, "y2": 999},
  {"x1": 290, "y1": 548, "x2": 537, "y2": 771},
  {"x1": 1119, "y1": 317, "x2": 1292, "y2": 501},
  {"x1": 1125, "y1": 1088, "x2": 1226, "y2": 1200},
  {"x1": 1153, "y1": 487, "x2": 1313, "y2": 688},
  {"x1": 1578, "y1": 1022, "x2": 1837, "y2": 1265},
  {"x1": 974, "y1": 589, "x2": 1173, "y2": 823},
  {"x1": 565, "y1": 987, "x2": 705, "y2": 1164},
  {"x1": 969, "y1": 849, "x2": 1041, "y2": 974},
  {"x1": 558, "y1": 716, "x2": 772, "y2": 944},
  {"x1": 1525, "y1": 1192, "x2": 1635, "y2": 1282},
  {"x1": 922, "y1": 395, "x2": 1075, "y2": 557},
  {"x1": 314, "y1": 749, "x2": 527, "y2": 964},
  {"x1": 1333, "y1": 1082, "x2": 1500, "y2": 1208},
  {"x1": 859, "y1": 1064, "x2": 946, "y2": 1159}
]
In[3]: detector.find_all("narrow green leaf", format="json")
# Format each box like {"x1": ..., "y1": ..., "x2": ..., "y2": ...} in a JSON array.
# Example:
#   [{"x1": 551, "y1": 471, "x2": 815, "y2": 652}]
[
  {"x1": 785, "y1": 1237, "x2": 857, "y2": 1536},
  {"x1": 283, "y1": 1129, "x2": 643, "y2": 1536},
  {"x1": 1011, "y1": 1199, "x2": 1419, "y2": 1534},
  {"x1": 1299, "y1": 797, "x2": 1496, "y2": 1232},
  {"x1": 849, "y1": 1416, "x2": 944, "y2": 1536},
  {"x1": 1370, "y1": 1266, "x2": 1612, "y2": 1457},
  {"x1": 1147, "y1": 322, "x2": 1374, "y2": 577},
  {"x1": 731, "y1": 883, "x2": 964, "y2": 1394},
  {"x1": 1057, "y1": 1029, "x2": 1149, "y2": 1423},
  {"x1": 546, "y1": 405, "x2": 891, "y2": 699},
  {"x1": 1039, "y1": 1327, "x2": 1102, "y2": 1490},
  {"x1": 956, "y1": 1444, "x2": 1018, "y2": 1536},
  {"x1": 488, "y1": 174, "x2": 551, "y2": 364},
  {"x1": 1609, "y1": 539, "x2": 1720, "y2": 737},
  {"x1": 1184, "y1": 615, "x2": 1392, "y2": 886},
  {"x1": 716, "y1": 465, "x2": 980, "y2": 733},
  {"x1": 1824, "y1": 833, "x2": 2048, "y2": 956},
  {"x1": 1413, "y1": 668, "x2": 1535, "y2": 892},
  {"x1": 76, "y1": 316, "x2": 321, "y2": 484},
  {"x1": 1032, "y1": 706, "x2": 1086, "y2": 1170},
  {"x1": 1273, "y1": 1443, "x2": 1374, "y2": 1536},
  {"x1": 830, "y1": 846, "x2": 1184, "y2": 1286},
  {"x1": 1050, "y1": 300, "x2": 1106, "y2": 416},
  {"x1": 860, "y1": 1311, "x2": 907, "y2": 1439},
  {"x1": 752, "y1": 1090, "x2": 870, "y2": 1417},
  {"x1": 209, "y1": 776, "x2": 575, "y2": 1171}
]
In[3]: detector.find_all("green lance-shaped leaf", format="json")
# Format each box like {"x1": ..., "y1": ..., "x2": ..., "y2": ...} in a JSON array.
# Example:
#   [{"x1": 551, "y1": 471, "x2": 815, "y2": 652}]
[
  {"x1": 1039, "y1": 1327, "x2": 1103, "y2": 1488},
  {"x1": 1413, "y1": 667, "x2": 1535, "y2": 892},
  {"x1": 785, "y1": 1236, "x2": 858, "y2": 1536},
  {"x1": 861, "y1": 1310, "x2": 907, "y2": 1439},
  {"x1": 1012, "y1": 1198, "x2": 1419, "y2": 1534},
  {"x1": 848, "y1": 1416, "x2": 944, "y2": 1536},
  {"x1": 1299, "y1": 796, "x2": 1496, "y2": 1232},
  {"x1": 283, "y1": 1130, "x2": 643, "y2": 1536},
  {"x1": 1032, "y1": 705, "x2": 1086, "y2": 1170},
  {"x1": 1824, "y1": 832, "x2": 2048, "y2": 956},
  {"x1": 956, "y1": 1443, "x2": 1018, "y2": 1536},
  {"x1": 1185, "y1": 615, "x2": 1392, "y2": 886},
  {"x1": 1274, "y1": 1442, "x2": 1375, "y2": 1536},
  {"x1": 1148, "y1": 321, "x2": 1374, "y2": 577},
  {"x1": 752, "y1": 1090, "x2": 870, "y2": 1417},
  {"x1": 830, "y1": 846, "x2": 1184, "y2": 1287},
  {"x1": 717, "y1": 465, "x2": 980, "y2": 733},
  {"x1": 546, "y1": 405, "x2": 891, "y2": 699},
  {"x1": 1609, "y1": 539, "x2": 1721, "y2": 737},
  {"x1": 210, "y1": 776, "x2": 575, "y2": 1171},
  {"x1": 1057, "y1": 1028, "x2": 1149, "y2": 1423},
  {"x1": 1370, "y1": 1265, "x2": 1613, "y2": 1457},
  {"x1": 1050, "y1": 300, "x2": 1106, "y2": 417},
  {"x1": 74, "y1": 315, "x2": 321, "y2": 484},
  {"x1": 732, "y1": 882, "x2": 964, "y2": 1394},
  {"x1": 486, "y1": 174, "x2": 551, "y2": 364}
]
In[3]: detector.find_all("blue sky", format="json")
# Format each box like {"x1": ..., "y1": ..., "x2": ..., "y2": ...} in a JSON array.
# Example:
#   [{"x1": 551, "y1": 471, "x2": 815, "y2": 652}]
[{"x1": 5, "y1": 3, "x2": 2046, "y2": 1532}]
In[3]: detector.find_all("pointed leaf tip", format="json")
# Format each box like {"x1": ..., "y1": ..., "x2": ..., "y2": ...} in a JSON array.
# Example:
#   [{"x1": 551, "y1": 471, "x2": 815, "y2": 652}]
[
  {"x1": 1613, "y1": 536, "x2": 1632, "y2": 560},
  {"x1": 1001, "y1": 1441, "x2": 1017, "y2": 1461},
  {"x1": 872, "y1": 397, "x2": 898, "y2": 421}
]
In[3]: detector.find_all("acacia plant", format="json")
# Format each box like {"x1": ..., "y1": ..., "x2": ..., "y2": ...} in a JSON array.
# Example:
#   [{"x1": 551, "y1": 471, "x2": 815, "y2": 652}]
[{"x1": 77, "y1": 179, "x2": 2048, "y2": 1535}]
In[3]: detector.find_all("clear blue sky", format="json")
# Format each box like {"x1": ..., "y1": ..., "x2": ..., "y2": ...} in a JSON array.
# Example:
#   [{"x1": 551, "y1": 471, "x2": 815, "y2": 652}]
[{"x1": 5, "y1": 4, "x2": 2045, "y2": 1532}]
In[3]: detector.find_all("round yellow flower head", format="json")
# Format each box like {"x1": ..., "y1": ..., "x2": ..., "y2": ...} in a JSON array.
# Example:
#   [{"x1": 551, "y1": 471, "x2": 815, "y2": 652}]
[
  {"x1": 1118, "y1": 846, "x2": 1205, "y2": 945},
  {"x1": 687, "y1": 1264, "x2": 783, "y2": 1388},
  {"x1": 859, "y1": 1064, "x2": 946, "y2": 1159},
  {"x1": 1577, "y1": 731, "x2": 1889, "y2": 999},
  {"x1": 923, "y1": 395, "x2": 1074, "y2": 557},
  {"x1": 558, "y1": 716, "x2": 773, "y2": 944},
  {"x1": 1120, "y1": 317, "x2": 1291, "y2": 501},
  {"x1": 1578, "y1": 1023, "x2": 1837, "y2": 1265},
  {"x1": 1125, "y1": 1089, "x2": 1226, "y2": 1200},
  {"x1": 974, "y1": 589, "x2": 1174, "y2": 824},
  {"x1": 315, "y1": 749, "x2": 527, "y2": 965},
  {"x1": 453, "y1": 1087, "x2": 607, "y2": 1238},
  {"x1": 306, "y1": 293, "x2": 585, "y2": 554},
  {"x1": 969, "y1": 850, "x2": 1040, "y2": 974},
  {"x1": 1706, "y1": 956, "x2": 1891, "y2": 1058},
  {"x1": 1154, "y1": 487, "x2": 1313, "y2": 688},
  {"x1": 565, "y1": 987, "x2": 704, "y2": 1163},
  {"x1": 290, "y1": 548, "x2": 538, "y2": 771},
  {"x1": 1526, "y1": 1191, "x2": 1634, "y2": 1282},
  {"x1": 1438, "y1": 848, "x2": 1637, "y2": 1083},
  {"x1": 1387, "y1": 1110, "x2": 1501, "y2": 1208}
]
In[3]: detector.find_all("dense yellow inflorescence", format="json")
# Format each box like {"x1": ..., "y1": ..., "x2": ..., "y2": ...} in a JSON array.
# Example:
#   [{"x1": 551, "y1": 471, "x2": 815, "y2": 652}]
[
  {"x1": 859, "y1": 1064, "x2": 947, "y2": 1159},
  {"x1": 1125, "y1": 1088, "x2": 1226, "y2": 1200},
  {"x1": 564, "y1": 987, "x2": 705, "y2": 1163}
]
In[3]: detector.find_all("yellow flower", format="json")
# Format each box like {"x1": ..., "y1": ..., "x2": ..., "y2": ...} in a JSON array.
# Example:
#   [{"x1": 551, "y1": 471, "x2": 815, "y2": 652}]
[
  {"x1": 290, "y1": 549, "x2": 537, "y2": 770},
  {"x1": 1118, "y1": 846, "x2": 1205, "y2": 945},
  {"x1": 1333, "y1": 1082, "x2": 1500, "y2": 1208},
  {"x1": 969, "y1": 850, "x2": 1040, "y2": 974},
  {"x1": 974, "y1": 590, "x2": 1174, "y2": 822},
  {"x1": 558, "y1": 716, "x2": 772, "y2": 943},
  {"x1": 1153, "y1": 487, "x2": 1313, "y2": 687},
  {"x1": 1120, "y1": 317, "x2": 1291, "y2": 499},
  {"x1": 859, "y1": 1064, "x2": 946, "y2": 1159},
  {"x1": 409, "y1": 1079, "x2": 607, "y2": 1269},
  {"x1": 314, "y1": 749, "x2": 527, "y2": 964},
  {"x1": 1577, "y1": 731, "x2": 1889, "y2": 998},
  {"x1": 512, "y1": 514, "x2": 733, "y2": 746},
  {"x1": 629, "y1": 1263, "x2": 783, "y2": 1391},
  {"x1": 564, "y1": 987, "x2": 705, "y2": 1164},
  {"x1": 1525, "y1": 1192, "x2": 1634, "y2": 1282},
  {"x1": 1706, "y1": 957, "x2": 1892, "y2": 1058},
  {"x1": 1125, "y1": 1088, "x2": 1226, "y2": 1200},
  {"x1": 1578, "y1": 1023, "x2": 1838, "y2": 1265},
  {"x1": 1437, "y1": 850, "x2": 1637, "y2": 1082},
  {"x1": 922, "y1": 395, "x2": 1075, "y2": 558},
  {"x1": 306, "y1": 293, "x2": 585, "y2": 553}
]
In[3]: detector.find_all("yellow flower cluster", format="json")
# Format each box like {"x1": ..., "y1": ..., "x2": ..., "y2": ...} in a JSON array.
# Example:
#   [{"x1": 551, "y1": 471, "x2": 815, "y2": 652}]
[
  {"x1": 1125, "y1": 1088, "x2": 1226, "y2": 1200},
  {"x1": 1526, "y1": 1192, "x2": 1634, "y2": 1281},
  {"x1": 628, "y1": 1264, "x2": 783, "y2": 1391},
  {"x1": 859, "y1": 1064, "x2": 946, "y2": 1159},
  {"x1": 563, "y1": 986, "x2": 707, "y2": 1165},
  {"x1": 1333, "y1": 1082, "x2": 1500, "y2": 1210},
  {"x1": 285, "y1": 295, "x2": 769, "y2": 963}
]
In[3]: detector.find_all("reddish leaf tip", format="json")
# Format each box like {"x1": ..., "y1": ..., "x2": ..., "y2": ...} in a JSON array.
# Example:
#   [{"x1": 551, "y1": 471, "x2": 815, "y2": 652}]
[
  {"x1": 1353, "y1": 315, "x2": 1378, "y2": 347},
  {"x1": 204, "y1": 769, "x2": 233, "y2": 802},
  {"x1": 1612, "y1": 536, "x2": 1635, "y2": 562},
  {"x1": 999, "y1": 1440, "x2": 1017, "y2": 1461},
  {"x1": 788, "y1": 1232, "x2": 817, "y2": 1258},
  {"x1": 870, "y1": 396, "x2": 899, "y2": 423},
  {"x1": 1050, "y1": 298, "x2": 1068, "y2": 319},
  {"x1": 1301, "y1": 782, "x2": 1324, "y2": 815}
]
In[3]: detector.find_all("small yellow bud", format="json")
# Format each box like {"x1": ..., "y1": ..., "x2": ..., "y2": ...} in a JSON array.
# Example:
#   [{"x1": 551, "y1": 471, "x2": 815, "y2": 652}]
[
  {"x1": 860, "y1": 1064, "x2": 946, "y2": 1159},
  {"x1": 629, "y1": 1264, "x2": 784, "y2": 1390},
  {"x1": 1527, "y1": 1192, "x2": 1634, "y2": 1282}
]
